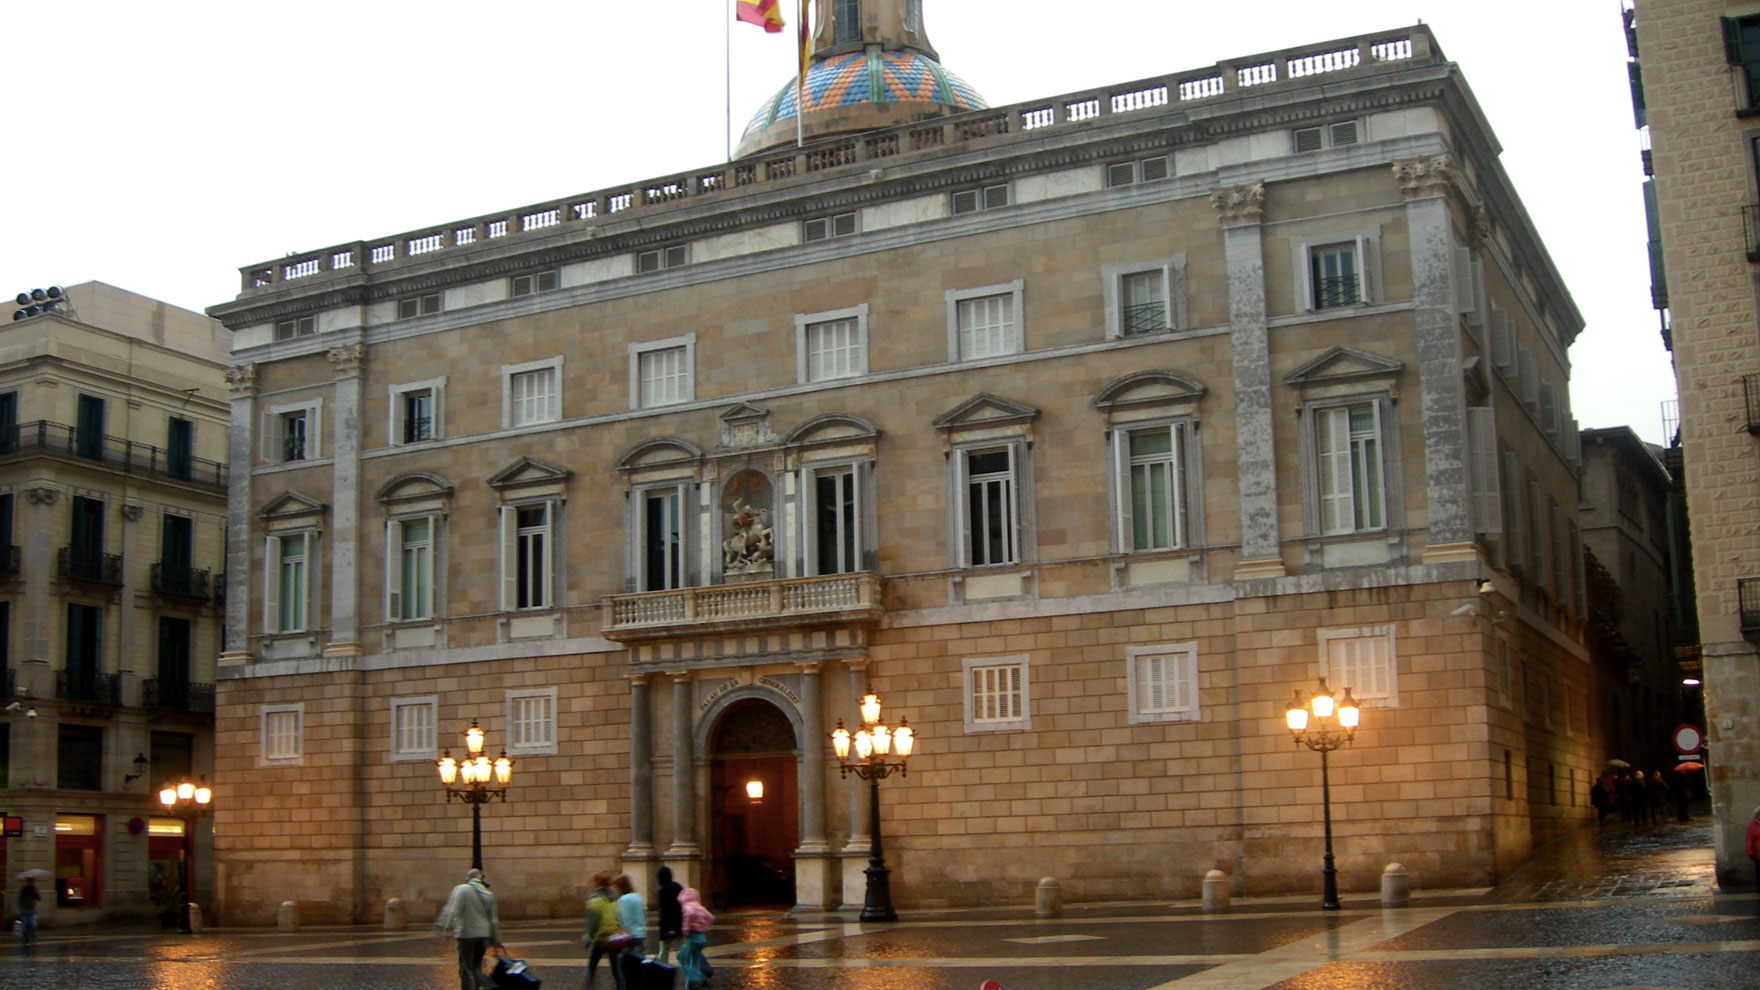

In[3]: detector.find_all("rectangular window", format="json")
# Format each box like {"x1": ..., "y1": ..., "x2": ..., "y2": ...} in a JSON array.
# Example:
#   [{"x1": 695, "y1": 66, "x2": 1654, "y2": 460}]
[
  {"x1": 507, "y1": 689, "x2": 557, "y2": 754},
  {"x1": 281, "y1": 410, "x2": 309, "y2": 461},
  {"x1": 805, "y1": 318, "x2": 861, "y2": 382},
  {"x1": 0, "y1": 390, "x2": 15, "y2": 454},
  {"x1": 397, "y1": 293, "x2": 441, "y2": 319},
  {"x1": 166, "y1": 417, "x2": 193, "y2": 480},
  {"x1": 1319, "y1": 626, "x2": 1397, "y2": 706},
  {"x1": 76, "y1": 393, "x2": 105, "y2": 460},
  {"x1": 261, "y1": 705, "x2": 303, "y2": 763},
  {"x1": 963, "y1": 656, "x2": 1029, "y2": 731},
  {"x1": 1725, "y1": 15, "x2": 1760, "y2": 109},
  {"x1": 274, "y1": 316, "x2": 316, "y2": 340},
  {"x1": 1120, "y1": 270, "x2": 1167, "y2": 335},
  {"x1": 964, "y1": 447, "x2": 1017, "y2": 567},
  {"x1": 1315, "y1": 403, "x2": 1384, "y2": 534},
  {"x1": 65, "y1": 602, "x2": 102, "y2": 679},
  {"x1": 802, "y1": 212, "x2": 857, "y2": 241},
  {"x1": 958, "y1": 295, "x2": 1015, "y2": 360},
  {"x1": 950, "y1": 184, "x2": 1009, "y2": 214},
  {"x1": 265, "y1": 533, "x2": 311, "y2": 634},
  {"x1": 632, "y1": 338, "x2": 694, "y2": 408},
  {"x1": 1105, "y1": 155, "x2": 1170, "y2": 187},
  {"x1": 636, "y1": 245, "x2": 688, "y2": 273},
  {"x1": 265, "y1": 400, "x2": 321, "y2": 463},
  {"x1": 835, "y1": 0, "x2": 861, "y2": 43},
  {"x1": 509, "y1": 270, "x2": 559, "y2": 297},
  {"x1": 390, "y1": 697, "x2": 436, "y2": 760},
  {"x1": 1293, "y1": 120, "x2": 1361, "y2": 152},
  {"x1": 392, "y1": 517, "x2": 433, "y2": 621},
  {"x1": 811, "y1": 465, "x2": 860, "y2": 575},
  {"x1": 1116, "y1": 423, "x2": 1189, "y2": 551},
  {"x1": 1311, "y1": 243, "x2": 1360, "y2": 308},
  {"x1": 641, "y1": 487, "x2": 686, "y2": 591},
  {"x1": 389, "y1": 378, "x2": 444, "y2": 445},
  {"x1": 503, "y1": 359, "x2": 561, "y2": 428},
  {"x1": 57, "y1": 724, "x2": 104, "y2": 791},
  {"x1": 515, "y1": 504, "x2": 551, "y2": 609},
  {"x1": 156, "y1": 616, "x2": 191, "y2": 691},
  {"x1": 1127, "y1": 643, "x2": 1199, "y2": 723}
]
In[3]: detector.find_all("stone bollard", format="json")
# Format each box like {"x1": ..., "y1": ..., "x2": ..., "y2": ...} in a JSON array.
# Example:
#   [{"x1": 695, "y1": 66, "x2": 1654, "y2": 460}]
[
  {"x1": 277, "y1": 900, "x2": 300, "y2": 932},
  {"x1": 1034, "y1": 877, "x2": 1063, "y2": 918},
  {"x1": 1202, "y1": 869, "x2": 1231, "y2": 914},
  {"x1": 1380, "y1": 863, "x2": 1410, "y2": 907},
  {"x1": 384, "y1": 897, "x2": 407, "y2": 931},
  {"x1": 187, "y1": 903, "x2": 204, "y2": 933}
]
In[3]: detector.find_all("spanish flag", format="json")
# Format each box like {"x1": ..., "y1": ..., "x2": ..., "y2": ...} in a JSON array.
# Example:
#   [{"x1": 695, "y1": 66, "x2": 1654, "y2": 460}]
[{"x1": 737, "y1": 0, "x2": 785, "y2": 33}]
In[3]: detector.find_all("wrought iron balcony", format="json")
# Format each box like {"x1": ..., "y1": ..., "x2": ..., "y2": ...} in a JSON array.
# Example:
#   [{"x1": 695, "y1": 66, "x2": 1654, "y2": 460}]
[
  {"x1": 151, "y1": 563, "x2": 212, "y2": 601},
  {"x1": 58, "y1": 547, "x2": 123, "y2": 585},
  {"x1": 142, "y1": 679, "x2": 216, "y2": 714},
  {"x1": 57, "y1": 669, "x2": 121, "y2": 705},
  {"x1": 1314, "y1": 274, "x2": 1360, "y2": 309},
  {"x1": 1121, "y1": 301, "x2": 1167, "y2": 335},
  {"x1": 603, "y1": 571, "x2": 884, "y2": 641},
  {"x1": 0, "y1": 420, "x2": 226, "y2": 489}
]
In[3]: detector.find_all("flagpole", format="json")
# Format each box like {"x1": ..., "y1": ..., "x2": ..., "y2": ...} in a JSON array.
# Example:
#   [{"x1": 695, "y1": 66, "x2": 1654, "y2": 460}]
[
  {"x1": 797, "y1": 0, "x2": 807, "y2": 148},
  {"x1": 726, "y1": 0, "x2": 733, "y2": 162}
]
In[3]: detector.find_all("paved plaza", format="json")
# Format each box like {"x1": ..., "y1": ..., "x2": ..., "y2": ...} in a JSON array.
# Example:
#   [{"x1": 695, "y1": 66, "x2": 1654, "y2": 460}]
[{"x1": 8, "y1": 818, "x2": 1758, "y2": 989}]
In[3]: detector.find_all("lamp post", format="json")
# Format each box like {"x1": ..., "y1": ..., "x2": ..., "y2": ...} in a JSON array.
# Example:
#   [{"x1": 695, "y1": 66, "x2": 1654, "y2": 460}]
[
  {"x1": 436, "y1": 719, "x2": 513, "y2": 870},
  {"x1": 1284, "y1": 680, "x2": 1360, "y2": 911},
  {"x1": 830, "y1": 691, "x2": 917, "y2": 922},
  {"x1": 157, "y1": 776, "x2": 213, "y2": 934}
]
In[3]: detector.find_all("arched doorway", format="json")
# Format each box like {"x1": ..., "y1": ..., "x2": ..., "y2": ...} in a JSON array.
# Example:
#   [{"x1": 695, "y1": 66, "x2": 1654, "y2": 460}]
[{"x1": 709, "y1": 698, "x2": 798, "y2": 908}]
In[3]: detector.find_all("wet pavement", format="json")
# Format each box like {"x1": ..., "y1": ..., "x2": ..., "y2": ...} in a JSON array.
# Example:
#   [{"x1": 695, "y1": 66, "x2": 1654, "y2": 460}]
[{"x1": 6, "y1": 815, "x2": 1757, "y2": 989}]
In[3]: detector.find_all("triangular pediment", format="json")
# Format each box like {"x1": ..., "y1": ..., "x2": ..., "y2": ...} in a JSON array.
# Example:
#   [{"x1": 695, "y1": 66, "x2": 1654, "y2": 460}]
[
  {"x1": 257, "y1": 490, "x2": 327, "y2": 521},
  {"x1": 616, "y1": 437, "x2": 704, "y2": 472},
  {"x1": 931, "y1": 393, "x2": 1040, "y2": 434},
  {"x1": 375, "y1": 471, "x2": 455, "y2": 505},
  {"x1": 719, "y1": 402, "x2": 769, "y2": 424},
  {"x1": 486, "y1": 456, "x2": 572, "y2": 492},
  {"x1": 783, "y1": 413, "x2": 880, "y2": 447},
  {"x1": 1092, "y1": 370, "x2": 1207, "y2": 413},
  {"x1": 1283, "y1": 346, "x2": 1404, "y2": 387}
]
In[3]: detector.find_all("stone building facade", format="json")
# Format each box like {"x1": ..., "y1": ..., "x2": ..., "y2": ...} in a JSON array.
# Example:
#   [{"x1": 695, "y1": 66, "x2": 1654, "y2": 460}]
[
  {"x1": 208, "y1": 7, "x2": 1600, "y2": 924},
  {"x1": 1627, "y1": 0, "x2": 1760, "y2": 887},
  {"x1": 0, "y1": 281, "x2": 230, "y2": 925}
]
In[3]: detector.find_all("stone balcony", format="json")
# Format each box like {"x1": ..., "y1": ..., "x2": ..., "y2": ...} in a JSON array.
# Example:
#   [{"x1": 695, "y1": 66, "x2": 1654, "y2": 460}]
[{"x1": 602, "y1": 572, "x2": 884, "y2": 644}]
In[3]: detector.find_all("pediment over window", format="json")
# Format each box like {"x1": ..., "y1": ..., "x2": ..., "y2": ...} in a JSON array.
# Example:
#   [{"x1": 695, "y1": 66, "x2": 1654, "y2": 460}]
[
  {"x1": 784, "y1": 413, "x2": 880, "y2": 448},
  {"x1": 1092, "y1": 370, "x2": 1207, "y2": 418},
  {"x1": 616, "y1": 437, "x2": 704, "y2": 475},
  {"x1": 375, "y1": 471, "x2": 455, "y2": 507},
  {"x1": 1284, "y1": 347, "x2": 1404, "y2": 389},
  {"x1": 932, "y1": 393, "x2": 1040, "y2": 437},
  {"x1": 257, "y1": 490, "x2": 327, "y2": 522},
  {"x1": 487, "y1": 456, "x2": 573, "y2": 493},
  {"x1": 718, "y1": 402, "x2": 777, "y2": 449}
]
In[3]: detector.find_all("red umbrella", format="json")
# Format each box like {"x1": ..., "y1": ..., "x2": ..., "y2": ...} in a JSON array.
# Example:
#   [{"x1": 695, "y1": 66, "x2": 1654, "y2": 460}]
[{"x1": 1673, "y1": 761, "x2": 1704, "y2": 773}]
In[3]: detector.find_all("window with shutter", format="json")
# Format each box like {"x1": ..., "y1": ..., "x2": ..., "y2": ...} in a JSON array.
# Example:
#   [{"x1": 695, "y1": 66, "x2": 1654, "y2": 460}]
[
  {"x1": 506, "y1": 689, "x2": 558, "y2": 754},
  {"x1": 1127, "y1": 643, "x2": 1199, "y2": 723},
  {"x1": 1328, "y1": 120, "x2": 1359, "y2": 146},
  {"x1": 1140, "y1": 156, "x2": 1170, "y2": 181},
  {"x1": 963, "y1": 656, "x2": 1030, "y2": 731},
  {"x1": 951, "y1": 190, "x2": 979, "y2": 214},
  {"x1": 1319, "y1": 627, "x2": 1397, "y2": 705},
  {"x1": 1106, "y1": 162, "x2": 1137, "y2": 187},
  {"x1": 390, "y1": 698, "x2": 436, "y2": 759},
  {"x1": 1293, "y1": 127, "x2": 1323, "y2": 152}
]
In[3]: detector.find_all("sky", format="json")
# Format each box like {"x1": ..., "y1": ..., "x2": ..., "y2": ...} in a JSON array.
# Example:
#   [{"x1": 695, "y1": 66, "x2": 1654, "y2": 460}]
[{"x1": 0, "y1": 1, "x2": 1670, "y2": 442}]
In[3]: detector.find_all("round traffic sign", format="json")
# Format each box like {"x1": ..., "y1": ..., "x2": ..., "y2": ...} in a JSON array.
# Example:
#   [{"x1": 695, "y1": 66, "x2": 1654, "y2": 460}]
[{"x1": 1672, "y1": 723, "x2": 1703, "y2": 755}]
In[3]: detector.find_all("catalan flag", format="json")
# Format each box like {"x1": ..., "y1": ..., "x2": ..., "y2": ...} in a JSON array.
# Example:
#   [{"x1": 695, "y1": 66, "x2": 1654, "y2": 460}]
[{"x1": 737, "y1": 0, "x2": 785, "y2": 33}]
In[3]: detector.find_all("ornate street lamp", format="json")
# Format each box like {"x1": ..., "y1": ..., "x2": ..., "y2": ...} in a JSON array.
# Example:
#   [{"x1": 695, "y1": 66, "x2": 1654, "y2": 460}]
[
  {"x1": 436, "y1": 719, "x2": 514, "y2": 870},
  {"x1": 157, "y1": 776, "x2": 214, "y2": 934},
  {"x1": 1284, "y1": 680, "x2": 1360, "y2": 911},
  {"x1": 830, "y1": 691, "x2": 917, "y2": 922}
]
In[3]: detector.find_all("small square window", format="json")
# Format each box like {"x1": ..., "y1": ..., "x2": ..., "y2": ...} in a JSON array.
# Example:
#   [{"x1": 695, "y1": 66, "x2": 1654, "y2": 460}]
[
  {"x1": 1106, "y1": 156, "x2": 1170, "y2": 187},
  {"x1": 1126, "y1": 643, "x2": 1200, "y2": 723},
  {"x1": 962, "y1": 655, "x2": 1030, "y2": 732},
  {"x1": 389, "y1": 697, "x2": 436, "y2": 761},
  {"x1": 796, "y1": 305, "x2": 869, "y2": 383},
  {"x1": 629, "y1": 335, "x2": 695, "y2": 409},
  {"x1": 510, "y1": 270, "x2": 560, "y2": 297},
  {"x1": 502, "y1": 359, "x2": 562, "y2": 428},
  {"x1": 397, "y1": 293, "x2": 441, "y2": 319},
  {"x1": 803, "y1": 212, "x2": 858, "y2": 242},
  {"x1": 506, "y1": 689, "x2": 558, "y2": 755},
  {"x1": 274, "y1": 316, "x2": 316, "y2": 340},
  {"x1": 1318, "y1": 626, "x2": 1398, "y2": 707},
  {"x1": 951, "y1": 184, "x2": 1009, "y2": 215},
  {"x1": 945, "y1": 281, "x2": 1025, "y2": 361},
  {"x1": 261, "y1": 704, "x2": 304, "y2": 764},
  {"x1": 636, "y1": 245, "x2": 688, "y2": 273}
]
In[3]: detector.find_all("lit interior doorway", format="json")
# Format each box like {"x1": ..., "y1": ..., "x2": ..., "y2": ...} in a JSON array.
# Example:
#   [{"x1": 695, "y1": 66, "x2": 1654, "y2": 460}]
[{"x1": 709, "y1": 699, "x2": 797, "y2": 909}]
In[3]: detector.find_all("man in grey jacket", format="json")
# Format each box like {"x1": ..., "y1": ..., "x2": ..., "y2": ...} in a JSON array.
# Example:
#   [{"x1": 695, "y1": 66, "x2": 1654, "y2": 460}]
[{"x1": 435, "y1": 868, "x2": 503, "y2": 990}]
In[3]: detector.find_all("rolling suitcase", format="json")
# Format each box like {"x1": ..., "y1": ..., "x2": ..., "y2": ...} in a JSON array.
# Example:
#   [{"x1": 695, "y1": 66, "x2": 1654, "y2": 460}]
[
  {"x1": 490, "y1": 954, "x2": 542, "y2": 989},
  {"x1": 641, "y1": 957, "x2": 679, "y2": 990}
]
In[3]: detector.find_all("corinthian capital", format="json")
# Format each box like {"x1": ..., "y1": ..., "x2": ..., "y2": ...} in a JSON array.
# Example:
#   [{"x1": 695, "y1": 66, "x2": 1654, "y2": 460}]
[
  {"x1": 328, "y1": 343, "x2": 366, "y2": 378},
  {"x1": 1393, "y1": 154, "x2": 1460, "y2": 199},
  {"x1": 225, "y1": 363, "x2": 258, "y2": 396},
  {"x1": 1210, "y1": 182, "x2": 1266, "y2": 227}
]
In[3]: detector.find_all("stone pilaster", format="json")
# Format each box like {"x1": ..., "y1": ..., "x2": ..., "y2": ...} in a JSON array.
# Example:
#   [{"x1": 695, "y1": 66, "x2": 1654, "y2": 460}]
[
  {"x1": 324, "y1": 344, "x2": 364, "y2": 657},
  {"x1": 1212, "y1": 182, "x2": 1284, "y2": 577},
  {"x1": 666, "y1": 672, "x2": 700, "y2": 857},
  {"x1": 1395, "y1": 156, "x2": 1475, "y2": 557},
  {"x1": 793, "y1": 662, "x2": 832, "y2": 910},
  {"x1": 838, "y1": 660, "x2": 870, "y2": 912},
  {"x1": 627, "y1": 675, "x2": 655, "y2": 856},
  {"x1": 220, "y1": 364, "x2": 256, "y2": 665},
  {"x1": 17, "y1": 486, "x2": 56, "y2": 703}
]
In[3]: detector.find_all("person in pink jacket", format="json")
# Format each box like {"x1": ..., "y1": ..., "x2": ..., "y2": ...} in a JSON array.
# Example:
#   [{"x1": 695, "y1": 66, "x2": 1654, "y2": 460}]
[
  {"x1": 676, "y1": 887, "x2": 714, "y2": 989},
  {"x1": 1746, "y1": 805, "x2": 1760, "y2": 897}
]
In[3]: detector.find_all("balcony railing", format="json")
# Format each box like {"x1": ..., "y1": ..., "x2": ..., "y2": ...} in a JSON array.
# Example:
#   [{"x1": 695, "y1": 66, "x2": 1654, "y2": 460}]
[
  {"x1": 604, "y1": 571, "x2": 884, "y2": 640},
  {"x1": 0, "y1": 420, "x2": 226, "y2": 489},
  {"x1": 1742, "y1": 578, "x2": 1760, "y2": 634},
  {"x1": 151, "y1": 563, "x2": 212, "y2": 601},
  {"x1": 213, "y1": 571, "x2": 227, "y2": 605},
  {"x1": 142, "y1": 679, "x2": 216, "y2": 714},
  {"x1": 56, "y1": 669, "x2": 121, "y2": 705},
  {"x1": 1314, "y1": 274, "x2": 1360, "y2": 309},
  {"x1": 0, "y1": 544, "x2": 18, "y2": 578},
  {"x1": 58, "y1": 547, "x2": 122, "y2": 585},
  {"x1": 1122, "y1": 302, "x2": 1167, "y2": 335}
]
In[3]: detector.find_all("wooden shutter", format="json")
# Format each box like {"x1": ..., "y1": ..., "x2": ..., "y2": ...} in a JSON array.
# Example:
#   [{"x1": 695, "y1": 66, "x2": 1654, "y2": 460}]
[
  {"x1": 1468, "y1": 407, "x2": 1501, "y2": 535},
  {"x1": 1316, "y1": 408, "x2": 1354, "y2": 534},
  {"x1": 263, "y1": 535, "x2": 282, "y2": 632}
]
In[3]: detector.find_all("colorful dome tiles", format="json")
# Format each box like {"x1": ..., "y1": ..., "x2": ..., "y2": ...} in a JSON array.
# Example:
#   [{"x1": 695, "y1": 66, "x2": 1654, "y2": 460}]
[{"x1": 745, "y1": 50, "x2": 988, "y2": 135}]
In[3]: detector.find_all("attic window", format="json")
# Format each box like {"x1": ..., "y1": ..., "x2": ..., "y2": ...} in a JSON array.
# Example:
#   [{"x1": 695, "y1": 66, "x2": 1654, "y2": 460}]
[{"x1": 1293, "y1": 120, "x2": 1362, "y2": 153}]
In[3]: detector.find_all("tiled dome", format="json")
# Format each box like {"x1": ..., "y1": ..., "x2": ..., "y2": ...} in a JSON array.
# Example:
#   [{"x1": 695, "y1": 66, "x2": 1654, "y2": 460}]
[{"x1": 743, "y1": 50, "x2": 988, "y2": 136}]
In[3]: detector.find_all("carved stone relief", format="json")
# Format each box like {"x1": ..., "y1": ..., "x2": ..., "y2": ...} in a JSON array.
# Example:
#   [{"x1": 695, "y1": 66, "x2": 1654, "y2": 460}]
[{"x1": 1210, "y1": 181, "x2": 1266, "y2": 227}]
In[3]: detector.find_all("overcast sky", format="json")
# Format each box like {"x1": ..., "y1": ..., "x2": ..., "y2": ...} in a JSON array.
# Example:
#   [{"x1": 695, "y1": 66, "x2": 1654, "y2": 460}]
[{"x1": 1, "y1": 1, "x2": 1669, "y2": 442}]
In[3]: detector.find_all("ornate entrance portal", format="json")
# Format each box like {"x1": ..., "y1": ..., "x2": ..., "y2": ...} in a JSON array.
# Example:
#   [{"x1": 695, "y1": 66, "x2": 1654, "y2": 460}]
[{"x1": 709, "y1": 699, "x2": 798, "y2": 907}]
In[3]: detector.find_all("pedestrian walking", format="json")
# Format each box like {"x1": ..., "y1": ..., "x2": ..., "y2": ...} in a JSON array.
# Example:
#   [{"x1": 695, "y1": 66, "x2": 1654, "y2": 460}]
[
  {"x1": 1746, "y1": 805, "x2": 1760, "y2": 899},
  {"x1": 676, "y1": 886, "x2": 714, "y2": 989},
  {"x1": 16, "y1": 876, "x2": 40, "y2": 947},
  {"x1": 1618, "y1": 772, "x2": 1644, "y2": 824},
  {"x1": 1645, "y1": 771, "x2": 1671, "y2": 825},
  {"x1": 654, "y1": 865, "x2": 683, "y2": 965},
  {"x1": 433, "y1": 868, "x2": 503, "y2": 990},
  {"x1": 582, "y1": 872, "x2": 621, "y2": 988},
  {"x1": 611, "y1": 873, "x2": 646, "y2": 990},
  {"x1": 1590, "y1": 774, "x2": 1613, "y2": 825}
]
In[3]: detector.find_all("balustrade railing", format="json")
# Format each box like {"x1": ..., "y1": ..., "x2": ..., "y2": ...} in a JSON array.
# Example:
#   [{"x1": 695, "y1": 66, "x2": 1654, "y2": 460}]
[
  {"x1": 232, "y1": 27, "x2": 1434, "y2": 294},
  {"x1": 606, "y1": 572, "x2": 881, "y2": 633}
]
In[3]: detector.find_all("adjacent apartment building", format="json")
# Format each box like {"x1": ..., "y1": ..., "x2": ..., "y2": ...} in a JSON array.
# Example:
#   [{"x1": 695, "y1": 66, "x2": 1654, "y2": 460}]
[
  {"x1": 0, "y1": 282, "x2": 230, "y2": 925},
  {"x1": 207, "y1": 3, "x2": 1602, "y2": 923},
  {"x1": 1626, "y1": 0, "x2": 1760, "y2": 888}
]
